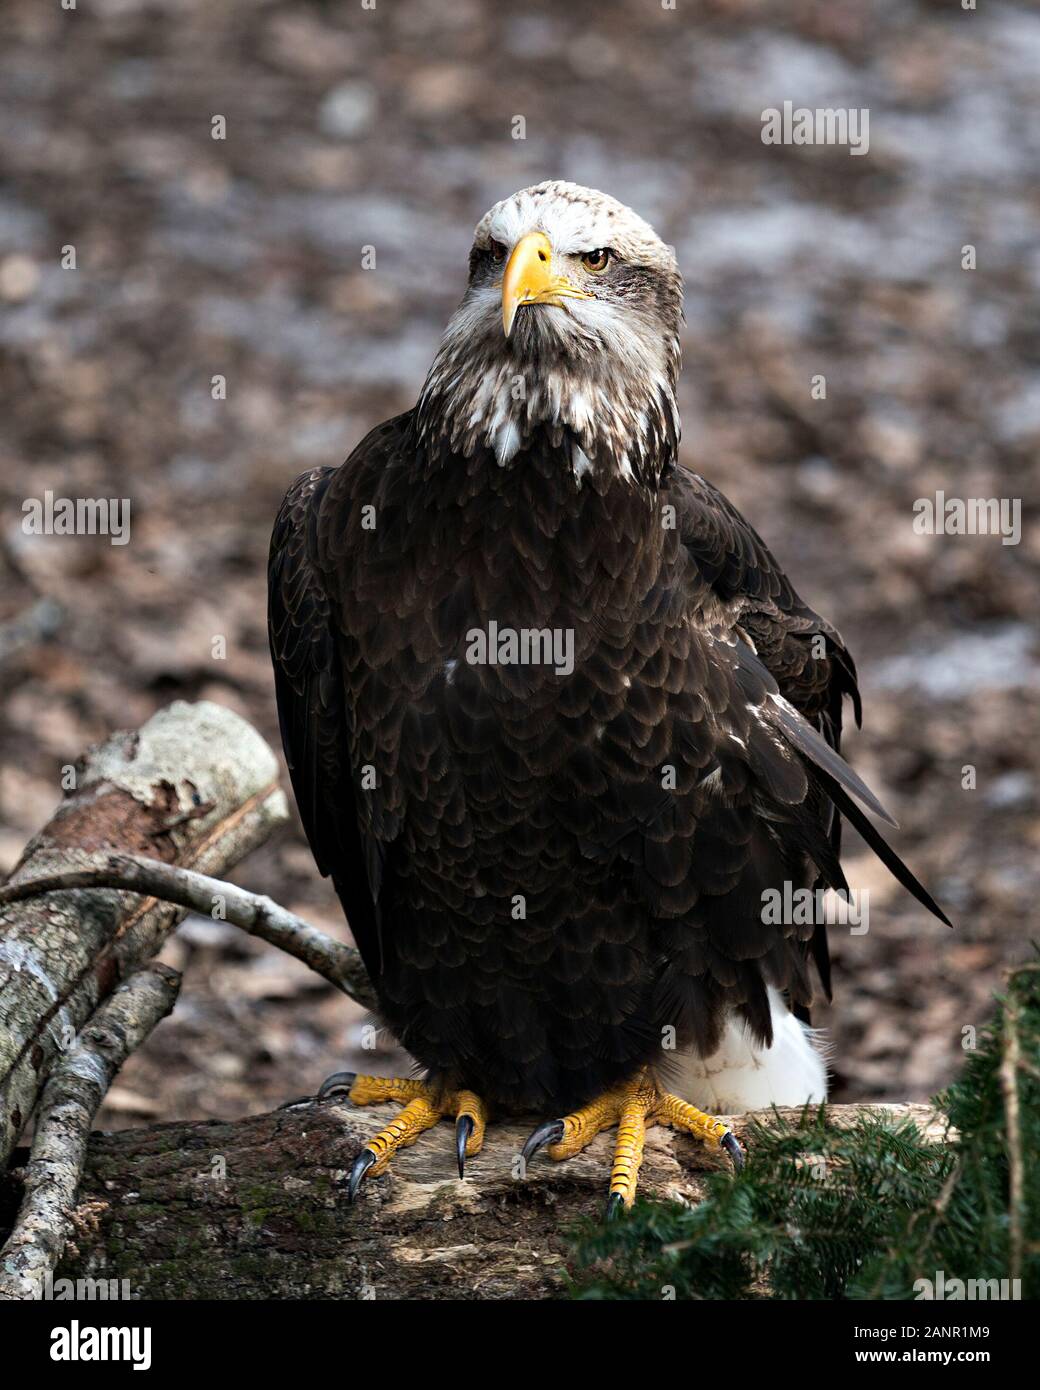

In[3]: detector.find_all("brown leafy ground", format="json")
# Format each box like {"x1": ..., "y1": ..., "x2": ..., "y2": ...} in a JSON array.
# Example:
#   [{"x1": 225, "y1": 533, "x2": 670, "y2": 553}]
[{"x1": 0, "y1": 0, "x2": 1037, "y2": 1131}]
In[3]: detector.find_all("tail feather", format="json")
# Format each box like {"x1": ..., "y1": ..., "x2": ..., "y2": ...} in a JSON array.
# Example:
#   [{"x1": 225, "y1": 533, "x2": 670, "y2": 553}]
[{"x1": 674, "y1": 989, "x2": 829, "y2": 1112}]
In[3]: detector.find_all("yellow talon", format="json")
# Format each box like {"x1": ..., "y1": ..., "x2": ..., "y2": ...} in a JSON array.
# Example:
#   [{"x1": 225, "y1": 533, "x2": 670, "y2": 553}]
[
  {"x1": 454, "y1": 1089, "x2": 488, "y2": 1157},
  {"x1": 654, "y1": 1089, "x2": 730, "y2": 1147},
  {"x1": 524, "y1": 1071, "x2": 741, "y2": 1215},
  {"x1": 363, "y1": 1094, "x2": 442, "y2": 1175},
  {"x1": 347, "y1": 1074, "x2": 429, "y2": 1107},
  {"x1": 328, "y1": 1074, "x2": 490, "y2": 1197}
]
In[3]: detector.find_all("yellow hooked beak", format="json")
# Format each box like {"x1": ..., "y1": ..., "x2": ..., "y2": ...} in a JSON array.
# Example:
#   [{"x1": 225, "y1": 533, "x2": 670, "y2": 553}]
[{"x1": 501, "y1": 231, "x2": 592, "y2": 337}]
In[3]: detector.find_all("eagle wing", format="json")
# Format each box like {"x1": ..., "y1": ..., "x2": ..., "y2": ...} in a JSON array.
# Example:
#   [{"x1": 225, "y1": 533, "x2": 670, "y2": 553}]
[
  {"x1": 671, "y1": 467, "x2": 861, "y2": 735},
  {"x1": 670, "y1": 467, "x2": 859, "y2": 1009},
  {"x1": 666, "y1": 466, "x2": 947, "y2": 1022},
  {"x1": 268, "y1": 464, "x2": 388, "y2": 973}
]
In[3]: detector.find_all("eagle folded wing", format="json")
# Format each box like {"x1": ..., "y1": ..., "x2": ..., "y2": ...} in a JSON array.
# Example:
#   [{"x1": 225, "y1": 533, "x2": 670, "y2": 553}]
[
  {"x1": 668, "y1": 466, "x2": 948, "y2": 1027},
  {"x1": 673, "y1": 466, "x2": 861, "y2": 734},
  {"x1": 268, "y1": 465, "x2": 390, "y2": 974}
]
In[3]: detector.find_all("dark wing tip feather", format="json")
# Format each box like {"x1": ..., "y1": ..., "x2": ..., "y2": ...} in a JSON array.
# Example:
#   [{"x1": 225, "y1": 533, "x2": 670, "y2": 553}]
[
  {"x1": 826, "y1": 781, "x2": 952, "y2": 928},
  {"x1": 766, "y1": 693, "x2": 899, "y2": 828}
]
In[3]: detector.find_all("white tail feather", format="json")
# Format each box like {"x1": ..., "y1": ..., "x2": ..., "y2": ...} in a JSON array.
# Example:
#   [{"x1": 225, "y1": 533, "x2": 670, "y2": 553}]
[{"x1": 672, "y1": 989, "x2": 829, "y2": 1113}]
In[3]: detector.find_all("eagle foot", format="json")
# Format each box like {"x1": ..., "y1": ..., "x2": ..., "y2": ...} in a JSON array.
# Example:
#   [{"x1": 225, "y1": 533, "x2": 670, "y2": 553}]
[
  {"x1": 318, "y1": 1073, "x2": 488, "y2": 1200},
  {"x1": 521, "y1": 1072, "x2": 743, "y2": 1218}
]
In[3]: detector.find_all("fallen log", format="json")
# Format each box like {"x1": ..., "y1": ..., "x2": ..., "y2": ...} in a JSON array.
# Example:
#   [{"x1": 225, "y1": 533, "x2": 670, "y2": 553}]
[
  {"x1": 0, "y1": 700, "x2": 288, "y2": 1168},
  {"x1": 32, "y1": 1100, "x2": 943, "y2": 1301}
]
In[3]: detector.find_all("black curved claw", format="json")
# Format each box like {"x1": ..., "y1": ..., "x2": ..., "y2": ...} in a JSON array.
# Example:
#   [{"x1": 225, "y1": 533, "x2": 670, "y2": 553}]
[
  {"x1": 455, "y1": 1114, "x2": 474, "y2": 1178},
  {"x1": 721, "y1": 1131, "x2": 744, "y2": 1173},
  {"x1": 318, "y1": 1071, "x2": 357, "y2": 1102},
  {"x1": 277, "y1": 1094, "x2": 317, "y2": 1111},
  {"x1": 347, "y1": 1147, "x2": 377, "y2": 1203},
  {"x1": 521, "y1": 1118, "x2": 565, "y2": 1166},
  {"x1": 605, "y1": 1191, "x2": 626, "y2": 1222}
]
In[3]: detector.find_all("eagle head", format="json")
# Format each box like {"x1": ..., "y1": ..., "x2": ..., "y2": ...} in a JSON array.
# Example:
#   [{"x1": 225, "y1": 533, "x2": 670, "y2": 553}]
[{"x1": 415, "y1": 181, "x2": 683, "y2": 486}]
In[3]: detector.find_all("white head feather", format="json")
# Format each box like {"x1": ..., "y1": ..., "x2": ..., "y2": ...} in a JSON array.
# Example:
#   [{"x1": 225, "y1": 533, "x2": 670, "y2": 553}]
[{"x1": 416, "y1": 182, "x2": 683, "y2": 486}]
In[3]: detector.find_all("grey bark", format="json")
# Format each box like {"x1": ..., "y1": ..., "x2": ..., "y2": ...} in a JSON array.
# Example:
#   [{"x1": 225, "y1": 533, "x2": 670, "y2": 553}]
[{"x1": 0, "y1": 964, "x2": 181, "y2": 1300}]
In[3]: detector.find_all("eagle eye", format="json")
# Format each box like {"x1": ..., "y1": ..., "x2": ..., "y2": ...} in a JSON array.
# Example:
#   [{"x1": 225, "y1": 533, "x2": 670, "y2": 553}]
[
  {"x1": 581, "y1": 248, "x2": 612, "y2": 273},
  {"x1": 488, "y1": 239, "x2": 507, "y2": 264}
]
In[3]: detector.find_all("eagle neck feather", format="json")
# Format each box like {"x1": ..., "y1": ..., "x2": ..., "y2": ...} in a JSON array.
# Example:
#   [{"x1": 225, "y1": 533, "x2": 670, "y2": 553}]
[{"x1": 413, "y1": 347, "x2": 679, "y2": 489}]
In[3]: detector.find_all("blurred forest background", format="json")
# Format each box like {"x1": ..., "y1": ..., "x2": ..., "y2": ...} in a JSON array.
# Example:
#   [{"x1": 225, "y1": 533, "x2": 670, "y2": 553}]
[{"x1": 0, "y1": 0, "x2": 1037, "y2": 1129}]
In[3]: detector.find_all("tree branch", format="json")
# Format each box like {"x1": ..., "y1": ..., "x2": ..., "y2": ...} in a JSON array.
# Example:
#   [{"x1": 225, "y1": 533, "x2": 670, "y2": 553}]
[
  {"x1": 0, "y1": 852, "x2": 376, "y2": 1013},
  {"x1": 0, "y1": 964, "x2": 181, "y2": 1301},
  {"x1": 1000, "y1": 989, "x2": 1024, "y2": 1284}
]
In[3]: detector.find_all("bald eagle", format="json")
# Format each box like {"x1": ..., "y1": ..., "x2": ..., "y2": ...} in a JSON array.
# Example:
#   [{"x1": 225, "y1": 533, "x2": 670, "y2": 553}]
[{"x1": 268, "y1": 181, "x2": 948, "y2": 1214}]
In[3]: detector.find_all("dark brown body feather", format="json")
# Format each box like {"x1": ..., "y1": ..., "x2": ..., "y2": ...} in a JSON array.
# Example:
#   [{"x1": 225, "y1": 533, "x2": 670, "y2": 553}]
[{"x1": 269, "y1": 417, "x2": 937, "y2": 1114}]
